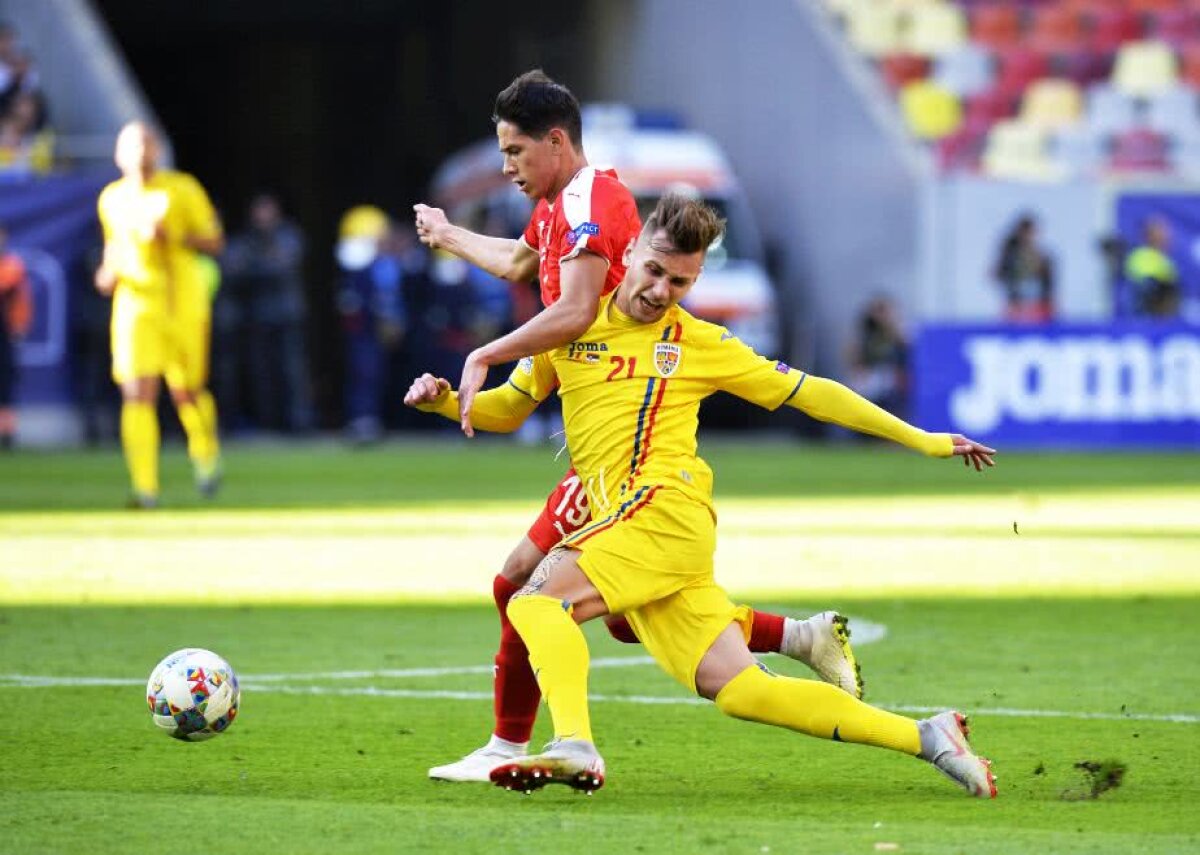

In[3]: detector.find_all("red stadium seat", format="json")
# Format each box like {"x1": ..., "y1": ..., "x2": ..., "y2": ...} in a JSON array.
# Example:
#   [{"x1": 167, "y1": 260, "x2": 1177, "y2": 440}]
[
  {"x1": 965, "y1": 86, "x2": 1020, "y2": 125},
  {"x1": 1127, "y1": 0, "x2": 1184, "y2": 11},
  {"x1": 970, "y1": 4, "x2": 1022, "y2": 48},
  {"x1": 879, "y1": 54, "x2": 932, "y2": 91},
  {"x1": 1110, "y1": 127, "x2": 1171, "y2": 170},
  {"x1": 1090, "y1": 8, "x2": 1145, "y2": 53},
  {"x1": 1029, "y1": 6, "x2": 1084, "y2": 52},
  {"x1": 1147, "y1": 8, "x2": 1200, "y2": 48},
  {"x1": 1179, "y1": 40, "x2": 1200, "y2": 87},
  {"x1": 1053, "y1": 48, "x2": 1116, "y2": 87},
  {"x1": 995, "y1": 46, "x2": 1051, "y2": 95},
  {"x1": 936, "y1": 124, "x2": 989, "y2": 171}
]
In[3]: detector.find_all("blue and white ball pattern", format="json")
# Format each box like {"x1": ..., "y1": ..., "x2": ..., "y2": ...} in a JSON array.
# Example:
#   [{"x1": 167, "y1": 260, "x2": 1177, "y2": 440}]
[{"x1": 146, "y1": 648, "x2": 240, "y2": 741}]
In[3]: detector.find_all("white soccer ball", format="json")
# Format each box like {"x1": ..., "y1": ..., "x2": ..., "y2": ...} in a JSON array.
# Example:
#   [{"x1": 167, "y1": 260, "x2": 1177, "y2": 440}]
[{"x1": 146, "y1": 648, "x2": 241, "y2": 741}]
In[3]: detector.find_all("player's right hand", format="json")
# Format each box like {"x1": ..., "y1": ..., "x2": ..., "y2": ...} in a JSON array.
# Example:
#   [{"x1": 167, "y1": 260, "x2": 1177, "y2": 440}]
[
  {"x1": 403, "y1": 373, "x2": 451, "y2": 408},
  {"x1": 950, "y1": 434, "x2": 996, "y2": 471},
  {"x1": 94, "y1": 266, "x2": 117, "y2": 297},
  {"x1": 413, "y1": 203, "x2": 448, "y2": 249}
]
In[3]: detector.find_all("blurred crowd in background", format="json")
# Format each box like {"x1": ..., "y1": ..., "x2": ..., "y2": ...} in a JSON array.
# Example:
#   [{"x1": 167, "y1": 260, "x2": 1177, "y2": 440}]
[
  {"x1": 0, "y1": 22, "x2": 51, "y2": 178},
  {"x1": 1, "y1": 4, "x2": 1199, "y2": 449}
]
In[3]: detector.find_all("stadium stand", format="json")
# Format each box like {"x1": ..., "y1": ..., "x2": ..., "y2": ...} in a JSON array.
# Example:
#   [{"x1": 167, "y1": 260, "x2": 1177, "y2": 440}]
[{"x1": 825, "y1": 0, "x2": 1200, "y2": 178}]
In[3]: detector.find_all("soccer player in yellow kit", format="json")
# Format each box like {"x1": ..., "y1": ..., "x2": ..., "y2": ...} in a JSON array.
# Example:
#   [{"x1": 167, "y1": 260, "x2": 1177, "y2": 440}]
[
  {"x1": 409, "y1": 193, "x2": 1000, "y2": 799},
  {"x1": 95, "y1": 122, "x2": 223, "y2": 507}
]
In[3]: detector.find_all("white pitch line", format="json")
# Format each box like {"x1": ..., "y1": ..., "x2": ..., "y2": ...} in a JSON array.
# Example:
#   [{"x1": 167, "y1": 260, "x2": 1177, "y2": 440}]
[{"x1": 2, "y1": 674, "x2": 1194, "y2": 724}]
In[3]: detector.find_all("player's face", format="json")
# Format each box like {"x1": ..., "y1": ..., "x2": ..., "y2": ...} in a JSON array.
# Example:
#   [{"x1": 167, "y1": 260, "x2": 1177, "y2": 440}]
[
  {"x1": 496, "y1": 120, "x2": 557, "y2": 200},
  {"x1": 114, "y1": 125, "x2": 159, "y2": 176},
  {"x1": 618, "y1": 229, "x2": 705, "y2": 324}
]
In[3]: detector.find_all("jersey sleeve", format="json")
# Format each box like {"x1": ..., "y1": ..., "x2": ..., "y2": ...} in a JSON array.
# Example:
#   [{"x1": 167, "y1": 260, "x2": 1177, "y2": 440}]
[
  {"x1": 96, "y1": 187, "x2": 114, "y2": 241},
  {"x1": 177, "y1": 174, "x2": 222, "y2": 242},
  {"x1": 506, "y1": 352, "x2": 558, "y2": 403},
  {"x1": 559, "y1": 175, "x2": 637, "y2": 267},
  {"x1": 520, "y1": 205, "x2": 541, "y2": 253},
  {"x1": 694, "y1": 322, "x2": 806, "y2": 410}
]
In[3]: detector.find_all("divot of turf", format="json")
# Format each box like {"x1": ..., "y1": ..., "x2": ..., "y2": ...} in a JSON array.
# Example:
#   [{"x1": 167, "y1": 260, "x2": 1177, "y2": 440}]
[{"x1": 1061, "y1": 759, "x2": 1128, "y2": 800}]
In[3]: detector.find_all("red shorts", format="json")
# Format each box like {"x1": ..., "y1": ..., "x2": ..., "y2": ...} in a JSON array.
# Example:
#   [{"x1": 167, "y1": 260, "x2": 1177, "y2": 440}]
[{"x1": 526, "y1": 468, "x2": 592, "y2": 553}]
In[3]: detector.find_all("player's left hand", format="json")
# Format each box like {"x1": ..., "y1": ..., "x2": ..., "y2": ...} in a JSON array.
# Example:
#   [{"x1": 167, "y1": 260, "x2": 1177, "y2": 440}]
[
  {"x1": 951, "y1": 434, "x2": 996, "y2": 471},
  {"x1": 457, "y1": 350, "x2": 489, "y2": 438}
]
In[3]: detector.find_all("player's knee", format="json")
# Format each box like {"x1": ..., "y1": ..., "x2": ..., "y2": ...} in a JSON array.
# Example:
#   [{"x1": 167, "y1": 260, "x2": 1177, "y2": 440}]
[
  {"x1": 169, "y1": 387, "x2": 197, "y2": 406},
  {"x1": 499, "y1": 546, "x2": 539, "y2": 585},
  {"x1": 712, "y1": 664, "x2": 770, "y2": 717}
]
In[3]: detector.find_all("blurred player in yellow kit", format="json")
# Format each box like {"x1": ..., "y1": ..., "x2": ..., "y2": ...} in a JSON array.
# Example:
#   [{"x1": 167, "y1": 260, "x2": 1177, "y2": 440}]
[
  {"x1": 407, "y1": 194, "x2": 999, "y2": 799},
  {"x1": 95, "y1": 122, "x2": 224, "y2": 507}
]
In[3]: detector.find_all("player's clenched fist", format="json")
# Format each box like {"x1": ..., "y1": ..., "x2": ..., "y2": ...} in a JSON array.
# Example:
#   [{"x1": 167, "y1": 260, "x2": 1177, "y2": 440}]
[
  {"x1": 404, "y1": 373, "x2": 451, "y2": 408},
  {"x1": 413, "y1": 203, "x2": 448, "y2": 249}
]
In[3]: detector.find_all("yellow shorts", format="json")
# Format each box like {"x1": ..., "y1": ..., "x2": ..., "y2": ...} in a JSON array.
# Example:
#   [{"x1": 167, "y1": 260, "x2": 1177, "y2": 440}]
[
  {"x1": 111, "y1": 287, "x2": 210, "y2": 390},
  {"x1": 565, "y1": 486, "x2": 752, "y2": 692}
]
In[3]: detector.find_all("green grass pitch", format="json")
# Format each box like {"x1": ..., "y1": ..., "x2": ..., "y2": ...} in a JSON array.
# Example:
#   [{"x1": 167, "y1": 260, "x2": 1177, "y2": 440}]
[{"x1": 1, "y1": 439, "x2": 1198, "y2": 854}]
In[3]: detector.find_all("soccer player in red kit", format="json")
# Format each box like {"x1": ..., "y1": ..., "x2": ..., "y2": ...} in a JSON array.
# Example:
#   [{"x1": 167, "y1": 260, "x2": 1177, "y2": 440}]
[{"x1": 413, "y1": 70, "x2": 859, "y2": 782}]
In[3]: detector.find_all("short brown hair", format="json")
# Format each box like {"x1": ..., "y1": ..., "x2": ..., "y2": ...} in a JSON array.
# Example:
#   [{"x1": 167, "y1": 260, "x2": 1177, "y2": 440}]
[
  {"x1": 643, "y1": 193, "x2": 726, "y2": 254},
  {"x1": 493, "y1": 70, "x2": 583, "y2": 147}
]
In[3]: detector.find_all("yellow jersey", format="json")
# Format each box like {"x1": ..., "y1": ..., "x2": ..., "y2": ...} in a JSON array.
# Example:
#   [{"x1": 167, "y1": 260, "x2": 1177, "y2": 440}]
[
  {"x1": 513, "y1": 291, "x2": 805, "y2": 517},
  {"x1": 97, "y1": 169, "x2": 220, "y2": 303}
]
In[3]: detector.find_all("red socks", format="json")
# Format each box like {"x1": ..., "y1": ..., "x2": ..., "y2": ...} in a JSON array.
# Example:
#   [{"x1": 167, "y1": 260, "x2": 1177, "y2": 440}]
[
  {"x1": 492, "y1": 575, "x2": 541, "y2": 744},
  {"x1": 605, "y1": 611, "x2": 785, "y2": 652},
  {"x1": 748, "y1": 610, "x2": 785, "y2": 653}
]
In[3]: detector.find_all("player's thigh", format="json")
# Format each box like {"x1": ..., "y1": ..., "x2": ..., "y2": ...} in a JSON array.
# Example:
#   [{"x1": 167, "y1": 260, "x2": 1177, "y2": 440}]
[
  {"x1": 519, "y1": 547, "x2": 608, "y2": 622},
  {"x1": 626, "y1": 583, "x2": 754, "y2": 695},
  {"x1": 525, "y1": 468, "x2": 591, "y2": 555},
  {"x1": 565, "y1": 488, "x2": 714, "y2": 614},
  {"x1": 693, "y1": 622, "x2": 759, "y2": 701},
  {"x1": 164, "y1": 310, "x2": 212, "y2": 392},
  {"x1": 111, "y1": 294, "x2": 166, "y2": 385}
]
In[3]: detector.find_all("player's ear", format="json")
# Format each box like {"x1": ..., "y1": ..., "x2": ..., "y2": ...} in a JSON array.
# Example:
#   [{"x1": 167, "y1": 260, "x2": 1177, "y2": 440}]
[{"x1": 622, "y1": 238, "x2": 635, "y2": 266}]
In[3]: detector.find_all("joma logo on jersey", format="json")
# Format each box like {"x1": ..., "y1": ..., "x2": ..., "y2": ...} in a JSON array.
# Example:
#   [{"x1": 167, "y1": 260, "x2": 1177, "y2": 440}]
[
  {"x1": 654, "y1": 343, "x2": 682, "y2": 377},
  {"x1": 568, "y1": 341, "x2": 609, "y2": 360}
]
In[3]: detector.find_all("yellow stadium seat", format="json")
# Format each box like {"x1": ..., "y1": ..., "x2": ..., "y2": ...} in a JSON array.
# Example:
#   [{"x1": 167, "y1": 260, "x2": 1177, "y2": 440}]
[
  {"x1": 846, "y1": 3, "x2": 905, "y2": 57},
  {"x1": 982, "y1": 120, "x2": 1065, "y2": 181},
  {"x1": 903, "y1": 3, "x2": 968, "y2": 56},
  {"x1": 1021, "y1": 78, "x2": 1084, "y2": 130},
  {"x1": 900, "y1": 79, "x2": 963, "y2": 139},
  {"x1": 1112, "y1": 41, "x2": 1179, "y2": 96}
]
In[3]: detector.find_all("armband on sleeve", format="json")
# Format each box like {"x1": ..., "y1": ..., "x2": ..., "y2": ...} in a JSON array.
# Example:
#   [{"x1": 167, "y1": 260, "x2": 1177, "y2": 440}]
[{"x1": 788, "y1": 375, "x2": 953, "y2": 457}]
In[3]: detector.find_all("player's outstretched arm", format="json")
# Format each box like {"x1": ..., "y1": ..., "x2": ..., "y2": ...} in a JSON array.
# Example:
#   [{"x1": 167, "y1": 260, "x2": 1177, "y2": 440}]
[
  {"x1": 403, "y1": 372, "x2": 538, "y2": 434},
  {"x1": 413, "y1": 204, "x2": 538, "y2": 282},
  {"x1": 788, "y1": 375, "x2": 996, "y2": 470},
  {"x1": 456, "y1": 251, "x2": 606, "y2": 437}
]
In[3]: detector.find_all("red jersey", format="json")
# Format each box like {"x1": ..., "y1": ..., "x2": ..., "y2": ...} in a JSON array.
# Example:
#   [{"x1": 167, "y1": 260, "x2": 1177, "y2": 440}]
[{"x1": 519, "y1": 166, "x2": 641, "y2": 308}]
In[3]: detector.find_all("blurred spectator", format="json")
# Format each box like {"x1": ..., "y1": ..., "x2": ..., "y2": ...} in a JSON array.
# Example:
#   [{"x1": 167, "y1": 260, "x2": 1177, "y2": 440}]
[
  {"x1": 72, "y1": 231, "x2": 120, "y2": 444},
  {"x1": 847, "y1": 294, "x2": 908, "y2": 419},
  {"x1": 0, "y1": 23, "x2": 39, "y2": 110},
  {"x1": 336, "y1": 206, "x2": 406, "y2": 443},
  {"x1": 0, "y1": 224, "x2": 31, "y2": 448},
  {"x1": 993, "y1": 214, "x2": 1054, "y2": 323},
  {"x1": 1124, "y1": 216, "x2": 1181, "y2": 319},
  {"x1": 0, "y1": 90, "x2": 51, "y2": 175},
  {"x1": 222, "y1": 193, "x2": 312, "y2": 432}
]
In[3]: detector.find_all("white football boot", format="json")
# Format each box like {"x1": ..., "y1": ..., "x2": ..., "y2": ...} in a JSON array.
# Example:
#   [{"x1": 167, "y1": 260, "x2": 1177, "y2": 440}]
[
  {"x1": 490, "y1": 738, "x2": 605, "y2": 794},
  {"x1": 428, "y1": 736, "x2": 527, "y2": 783},
  {"x1": 919, "y1": 711, "x2": 998, "y2": 798},
  {"x1": 781, "y1": 611, "x2": 864, "y2": 699}
]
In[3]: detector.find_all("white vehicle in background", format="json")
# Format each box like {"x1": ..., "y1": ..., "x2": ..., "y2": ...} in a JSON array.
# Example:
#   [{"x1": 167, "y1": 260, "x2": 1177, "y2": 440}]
[{"x1": 431, "y1": 105, "x2": 780, "y2": 354}]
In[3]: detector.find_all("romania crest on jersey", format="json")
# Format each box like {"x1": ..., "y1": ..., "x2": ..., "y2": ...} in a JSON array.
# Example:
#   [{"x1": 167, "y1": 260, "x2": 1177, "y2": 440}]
[{"x1": 654, "y1": 342, "x2": 682, "y2": 378}]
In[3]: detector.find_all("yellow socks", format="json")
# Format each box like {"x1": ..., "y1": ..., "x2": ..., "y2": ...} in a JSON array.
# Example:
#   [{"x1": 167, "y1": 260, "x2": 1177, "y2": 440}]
[
  {"x1": 715, "y1": 664, "x2": 921, "y2": 755},
  {"x1": 120, "y1": 401, "x2": 160, "y2": 498},
  {"x1": 506, "y1": 594, "x2": 593, "y2": 743},
  {"x1": 176, "y1": 390, "x2": 219, "y2": 468}
]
